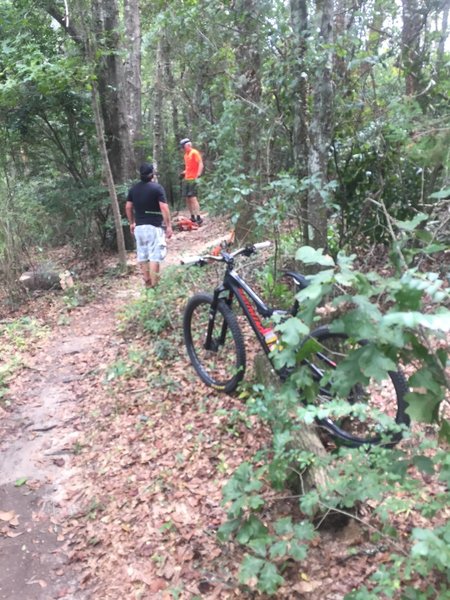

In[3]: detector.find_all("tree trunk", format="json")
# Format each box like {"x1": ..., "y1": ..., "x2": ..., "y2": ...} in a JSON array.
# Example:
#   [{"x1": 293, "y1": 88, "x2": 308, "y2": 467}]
[
  {"x1": 163, "y1": 36, "x2": 181, "y2": 146},
  {"x1": 437, "y1": 2, "x2": 449, "y2": 66},
  {"x1": 253, "y1": 353, "x2": 332, "y2": 515},
  {"x1": 76, "y1": 0, "x2": 127, "y2": 267},
  {"x1": 92, "y1": 0, "x2": 135, "y2": 183},
  {"x1": 50, "y1": 0, "x2": 129, "y2": 261},
  {"x1": 153, "y1": 37, "x2": 164, "y2": 178},
  {"x1": 91, "y1": 79, "x2": 127, "y2": 269},
  {"x1": 289, "y1": 0, "x2": 309, "y2": 237},
  {"x1": 401, "y1": 0, "x2": 425, "y2": 104},
  {"x1": 306, "y1": 0, "x2": 334, "y2": 250},
  {"x1": 152, "y1": 32, "x2": 177, "y2": 204},
  {"x1": 124, "y1": 0, "x2": 144, "y2": 164},
  {"x1": 232, "y1": 0, "x2": 263, "y2": 245}
]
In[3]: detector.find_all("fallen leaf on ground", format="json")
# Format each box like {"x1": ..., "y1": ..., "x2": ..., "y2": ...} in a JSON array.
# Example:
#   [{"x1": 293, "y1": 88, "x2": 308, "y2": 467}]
[{"x1": 0, "y1": 511, "x2": 17, "y2": 522}]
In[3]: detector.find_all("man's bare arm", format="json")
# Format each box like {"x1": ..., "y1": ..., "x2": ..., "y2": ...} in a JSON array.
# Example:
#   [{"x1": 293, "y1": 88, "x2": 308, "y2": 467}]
[
  {"x1": 160, "y1": 202, "x2": 173, "y2": 238},
  {"x1": 125, "y1": 201, "x2": 136, "y2": 233}
]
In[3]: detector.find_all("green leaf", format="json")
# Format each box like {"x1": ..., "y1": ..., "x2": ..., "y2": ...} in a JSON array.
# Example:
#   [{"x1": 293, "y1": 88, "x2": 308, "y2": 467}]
[
  {"x1": 247, "y1": 536, "x2": 270, "y2": 557},
  {"x1": 278, "y1": 317, "x2": 309, "y2": 346},
  {"x1": 409, "y1": 368, "x2": 444, "y2": 396},
  {"x1": 274, "y1": 516, "x2": 293, "y2": 536},
  {"x1": 338, "y1": 311, "x2": 378, "y2": 340},
  {"x1": 412, "y1": 455, "x2": 435, "y2": 475},
  {"x1": 296, "y1": 246, "x2": 335, "y2": 266},
  {"x1": 335, "y1": 271, "x2": 356, "y2": 286},
  {"x1": 359, "y1": 345, "x2": 397, "y2": 380},
  {"x1": 296, "y1": 337, "x2": 322, "y2": 363},
  {"x1": 293, "y1": 521, "x2": 316, "y2": 540},
  {"x1": 405, "y1": 392, "x2": 441, "y2": 423},
  {"x1": 439, "y1": 419, "x2": 450, "y2": 444},
  {"x1": 15, "y1": 477, "x2": 27, "y2": 487},
  {"x1": 290, "y1": 541, "x2": 308, "y2": 561},
  {"x1": 273, "y1": 431, "x2": 292, "y2": 455},
  {"x1": 269, "y1": 540, "x2": 289, "y2": 559},
  {"x1": 394, "y1": 213, "x2": 428, "y2": 231},
  {"x1": 239, "y1": 555, "x2": 264, "y2": 584},
  {"x1": 248, "y1": 495, "x2": 265, "y2": 510},
  {"x1": 423, "y1": 242, "x2": 447, "y2": 254},
  {"x1": 258, "y1": 561, "x2": 285, "y2": 594},
  {"x1": 382, "y1": 311, "x2": 450, "y2": 332},
  {"x1": 429, "y1": 187, "x2": 450, "y2": 199},
  {"x1": 236, "y1": 515, "x2": 268, "y2": 544},
  {"x1": 217, "y1": 518, "x2": 240, "y2": 541}
]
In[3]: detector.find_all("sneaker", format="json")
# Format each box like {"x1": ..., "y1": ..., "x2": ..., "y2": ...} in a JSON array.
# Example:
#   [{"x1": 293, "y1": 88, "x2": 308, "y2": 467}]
[
  {"x1": 190, "y1": 215, "x2": 196, "y2": 223},
  {"x1": 196, "y1": 216, "x2": 204, "y2": 226}
]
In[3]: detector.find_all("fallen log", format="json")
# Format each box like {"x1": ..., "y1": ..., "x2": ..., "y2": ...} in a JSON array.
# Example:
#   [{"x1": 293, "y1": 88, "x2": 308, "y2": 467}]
[{"x1": 19, "y1": 266, "x2": 74, "y2": 291}]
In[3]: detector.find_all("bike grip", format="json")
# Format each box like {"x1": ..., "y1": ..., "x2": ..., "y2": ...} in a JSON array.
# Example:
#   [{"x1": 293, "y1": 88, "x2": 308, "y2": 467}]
[
  {"x1": 180, "y1": 256, "x2": 203, "y2": 265},
  {"x1": 254, "y1": 241, "x2": 271, "y2": 249}
]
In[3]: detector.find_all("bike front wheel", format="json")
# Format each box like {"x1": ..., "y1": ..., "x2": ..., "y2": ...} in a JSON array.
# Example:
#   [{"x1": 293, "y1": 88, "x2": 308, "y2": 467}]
[
  {"x1": 183, "y1": 293, "x2": 246, "y2": 393},
  {"x1": 305, "y1": 327, "x2": 410, "y2": 446}
]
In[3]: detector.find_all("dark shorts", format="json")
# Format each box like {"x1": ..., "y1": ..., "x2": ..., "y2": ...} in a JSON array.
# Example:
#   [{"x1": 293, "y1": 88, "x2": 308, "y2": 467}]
[{"x1": 182, "y1": 179, "x2": 198, "y2": 198}]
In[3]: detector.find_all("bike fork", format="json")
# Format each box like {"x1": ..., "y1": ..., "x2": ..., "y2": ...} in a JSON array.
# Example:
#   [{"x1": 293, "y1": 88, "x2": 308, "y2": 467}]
[{"x1": 203, "y1": 293, "x2": 231, "y2": 351}]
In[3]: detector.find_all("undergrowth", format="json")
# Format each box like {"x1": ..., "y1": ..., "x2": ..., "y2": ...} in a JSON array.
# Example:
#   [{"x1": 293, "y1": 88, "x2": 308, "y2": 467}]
[{"x1": 115, "y1": 235, "x2": 449, "y2": 597}]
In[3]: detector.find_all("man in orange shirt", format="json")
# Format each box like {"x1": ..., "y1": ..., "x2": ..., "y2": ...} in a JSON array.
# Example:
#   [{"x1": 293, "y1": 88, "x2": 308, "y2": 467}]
[{"x1": 180, "y1": 138, "x2": 204, "y2": 225}]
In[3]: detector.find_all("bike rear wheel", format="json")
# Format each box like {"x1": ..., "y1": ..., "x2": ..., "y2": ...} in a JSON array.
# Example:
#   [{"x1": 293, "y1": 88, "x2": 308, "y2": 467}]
[
  {"x1": 305, "y1": 326, "x2": 410, "y2": 446},
  {"x1": 183, "y1": 293, "x2": 246, "y2": 393}
]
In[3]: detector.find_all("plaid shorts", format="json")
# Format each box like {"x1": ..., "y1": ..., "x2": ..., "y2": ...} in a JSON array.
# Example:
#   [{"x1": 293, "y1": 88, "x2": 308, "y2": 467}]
[{"x1": 135, "y1": 225, "x2": 167, "y2": 262}]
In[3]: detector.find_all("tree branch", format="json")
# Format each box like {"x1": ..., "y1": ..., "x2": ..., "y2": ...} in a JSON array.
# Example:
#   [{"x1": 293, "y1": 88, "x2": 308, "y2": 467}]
[{"x1": 43, "y1": 1, "x2": 83, "y2": 45}]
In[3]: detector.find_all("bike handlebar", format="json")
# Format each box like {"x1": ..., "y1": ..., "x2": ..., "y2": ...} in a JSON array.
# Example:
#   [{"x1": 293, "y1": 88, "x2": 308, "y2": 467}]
[{"x1": 180, "y1": 241, "x2": 271, "y2": 266}]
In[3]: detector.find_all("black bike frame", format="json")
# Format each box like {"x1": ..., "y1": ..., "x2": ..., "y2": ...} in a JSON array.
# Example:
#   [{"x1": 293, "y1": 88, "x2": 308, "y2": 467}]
[
  {"x1": 205, "y1": 259, "x2": 333, "y2": 382},
  {"x1": 208, "y1": 264, "x2": 283, "y2": 359}
]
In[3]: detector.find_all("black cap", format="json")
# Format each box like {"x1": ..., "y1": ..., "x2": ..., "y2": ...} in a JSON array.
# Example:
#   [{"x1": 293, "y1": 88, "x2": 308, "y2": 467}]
[
  {"x1": 139, "y1": 162, "x2": 154, "y2": 179},
  {"x1": 179, "y1": 138, "x2": 190, "y2": 147}
]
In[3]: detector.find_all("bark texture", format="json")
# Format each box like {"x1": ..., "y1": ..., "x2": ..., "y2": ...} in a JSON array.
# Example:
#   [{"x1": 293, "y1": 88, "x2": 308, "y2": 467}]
[
  {"x1": 306, "y1": 0, "x2": 334, "y2": 250},
  {"x1": 289, "y1": 0, "x2": 309, "y2": 237},
  {"x1": 124, "y1": 0, "x2": 143, "y2": 164},
  {"x1": 153, "y1": 37, "x2": 164, "y2": 176},
  {"x1": 92, "y1": 0, "x2": 135, "y2": 183},
  {"x1": 232, "y1": 0, "x2": 263, "y2": 245}
]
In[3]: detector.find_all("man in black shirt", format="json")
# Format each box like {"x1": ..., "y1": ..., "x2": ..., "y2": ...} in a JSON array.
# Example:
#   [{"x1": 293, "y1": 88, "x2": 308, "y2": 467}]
[{"x1": 126, "y1": 163, "x2": 173, "y2": 288}]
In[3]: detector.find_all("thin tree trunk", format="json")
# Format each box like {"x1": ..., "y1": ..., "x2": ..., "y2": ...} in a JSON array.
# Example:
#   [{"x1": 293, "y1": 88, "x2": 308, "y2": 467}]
[
  {"x1": 91, "y1": 79, "x2": 127, "y2": 268},
  {"x1": 77, "y1": 0, "x2": 127, "y2": 267},
  {"x1": 306, "y1": 0, "x2": 333, "y2": 250},
  {"x1": 163, "y1": 36, "x2": 181, "y2": 145},
  {"x1": 232, "y1": 0, "x2": 263, "y2": 244},
  {"x1": 153, "y1": 37, "x2": 164, "y2": 176},
  {"x1": 124, "y1": 0, "x2": 143, "y2": 164},
  {"x1": 401, "y1": 0, "x2": 424, "y2": 98},
  {"x1": 43, "y1": 0, "x2": 131, "y2": 257},
  {"x1": 289, "y1": 0, "x2": 309, "y2": 236},
  {"x1": 92, "y1": 0, "x2": 134, "y2": 182},
  {"x1": 437, "y1": 2, "x2": 449, "y2": 65}
]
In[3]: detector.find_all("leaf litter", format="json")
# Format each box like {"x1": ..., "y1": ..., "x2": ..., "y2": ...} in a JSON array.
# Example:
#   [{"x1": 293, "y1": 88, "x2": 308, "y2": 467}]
[{"x1": 0, "y1": 214, "x2": 447, "y2": 599}]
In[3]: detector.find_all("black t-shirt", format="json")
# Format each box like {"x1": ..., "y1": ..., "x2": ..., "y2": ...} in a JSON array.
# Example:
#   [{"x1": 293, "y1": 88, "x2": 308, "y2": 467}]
[{"x1": 127, "y1": 181, "x2": 167, "y2": 227}]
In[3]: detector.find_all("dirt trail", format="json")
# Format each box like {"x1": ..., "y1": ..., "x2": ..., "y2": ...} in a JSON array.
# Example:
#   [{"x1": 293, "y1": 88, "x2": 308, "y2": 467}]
[{"x1": 0, "y1": 216, "x2": 230, "y2": 600}]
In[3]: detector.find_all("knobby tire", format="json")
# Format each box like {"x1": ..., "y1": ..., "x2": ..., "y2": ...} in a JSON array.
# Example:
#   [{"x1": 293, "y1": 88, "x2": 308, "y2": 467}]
[
  {"x1": 306, "y1": 326, "x2": 410, "y2": 446},
  {"x1": 183, "y1": 293, "x2": 246, "y2": 394}
]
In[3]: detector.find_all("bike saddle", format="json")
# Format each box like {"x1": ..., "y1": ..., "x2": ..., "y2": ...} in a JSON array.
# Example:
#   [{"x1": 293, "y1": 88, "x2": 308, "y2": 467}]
[{"x1": 283, "y1": 271, "x2": 310, "y2": 290}]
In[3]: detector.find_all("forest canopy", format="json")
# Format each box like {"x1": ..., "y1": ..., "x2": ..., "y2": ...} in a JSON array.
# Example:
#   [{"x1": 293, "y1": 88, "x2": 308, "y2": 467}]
[{"x1": 0, "y1": 0, "x2": 448, "y2": 278}]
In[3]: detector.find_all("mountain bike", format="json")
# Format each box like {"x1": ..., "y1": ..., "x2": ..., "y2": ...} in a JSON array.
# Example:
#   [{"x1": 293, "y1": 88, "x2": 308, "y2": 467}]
[{"x1": 181, "y1": 242, "x2": 410, "y2": 446}]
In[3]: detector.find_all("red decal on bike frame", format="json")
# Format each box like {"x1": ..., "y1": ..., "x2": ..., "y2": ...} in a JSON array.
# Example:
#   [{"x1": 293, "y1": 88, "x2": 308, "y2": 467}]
[{"x1": 236, "y1": 289, "x2": 271, "y2": 336}]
